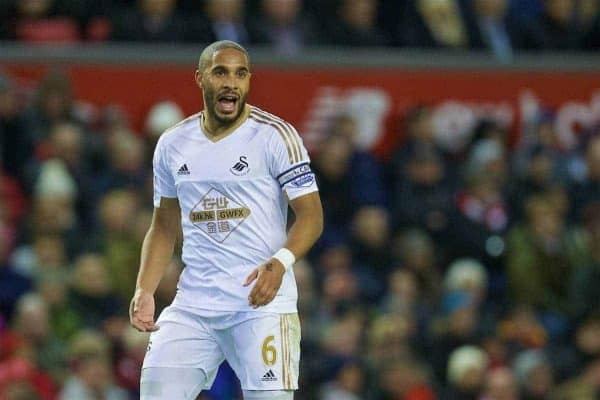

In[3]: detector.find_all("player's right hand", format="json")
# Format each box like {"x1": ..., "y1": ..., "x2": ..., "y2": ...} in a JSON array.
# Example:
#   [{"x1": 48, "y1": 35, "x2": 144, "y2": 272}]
[{"x1": 129, "y1": 289, "x2": 159, "y2": 332}]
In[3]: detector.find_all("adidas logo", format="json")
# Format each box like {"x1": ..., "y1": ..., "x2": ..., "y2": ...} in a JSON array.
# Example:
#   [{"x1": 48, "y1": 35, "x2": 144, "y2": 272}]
[
  {"x1": 177, "y1": 164, "x2": 190, "y2": 175},
  {"x1": 261, "y1": 369, "x2": 277, "y2": 382}
]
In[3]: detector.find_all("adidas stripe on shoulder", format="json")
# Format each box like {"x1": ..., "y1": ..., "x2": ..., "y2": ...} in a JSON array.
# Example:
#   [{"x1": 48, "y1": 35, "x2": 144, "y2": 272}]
[{"x1": 249, "y1": 107, "x2": 303, "y2": 164}]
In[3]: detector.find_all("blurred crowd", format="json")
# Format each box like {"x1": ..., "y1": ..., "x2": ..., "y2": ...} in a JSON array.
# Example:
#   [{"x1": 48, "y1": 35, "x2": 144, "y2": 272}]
[
  {"x1": 1, "y1": 39, "x2": 600, "y2": 400},
  {"x1": 2, "y1": 0, "x2": 600, "y2": 61}
]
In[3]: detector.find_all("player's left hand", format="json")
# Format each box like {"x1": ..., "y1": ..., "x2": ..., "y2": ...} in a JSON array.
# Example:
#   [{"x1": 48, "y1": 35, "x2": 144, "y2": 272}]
[{"x1": 244, "y1": 259, "x2": 286, "y2": 308}]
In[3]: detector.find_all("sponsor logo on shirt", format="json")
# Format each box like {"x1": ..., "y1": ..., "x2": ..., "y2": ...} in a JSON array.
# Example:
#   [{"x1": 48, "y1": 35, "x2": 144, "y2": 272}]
[{"x1": 189, "y1": 188, "x2": 251, "y2": 242}]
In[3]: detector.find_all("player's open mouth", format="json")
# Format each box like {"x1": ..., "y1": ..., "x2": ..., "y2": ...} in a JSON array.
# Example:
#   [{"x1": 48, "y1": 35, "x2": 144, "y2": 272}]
[{"x1": 217, "y1": 94, "x2": 238, "y2": 114}]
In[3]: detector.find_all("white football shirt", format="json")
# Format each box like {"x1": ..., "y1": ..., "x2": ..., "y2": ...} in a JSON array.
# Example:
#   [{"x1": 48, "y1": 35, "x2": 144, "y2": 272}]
[{"x1": 153, "y1": 106, "x2": 318, "y2": 314}]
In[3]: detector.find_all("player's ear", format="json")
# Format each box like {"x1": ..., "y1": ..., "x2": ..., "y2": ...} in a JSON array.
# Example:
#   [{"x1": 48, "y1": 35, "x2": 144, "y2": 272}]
[{"x1": 195, "y1": 70, "x2": 203, "y2": 89}]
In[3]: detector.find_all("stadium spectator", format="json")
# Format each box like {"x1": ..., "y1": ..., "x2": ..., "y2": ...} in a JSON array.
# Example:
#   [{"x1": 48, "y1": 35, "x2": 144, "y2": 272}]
[
  {"x1": 317, "y1": 254, "x2": 361, "y2": 318},
  {"x1": 115, "y1": 327, "x2": 149, "y2": 398},
  {"x1": 349, "y1": 206, "x2": 391, "y2": 277},
  {"x1": 313, "y1": 116, "x2": 386, "y2": 240},
  {"x1": 466, "y1": 119, "x2": 509, "y2": 157},
  {"x1": 509, "y1": 145, "x2": 561, "y2": 219},
  {"x1": 571, "y1": 135, "x2": 600, "y2": 221},
  {"x1": 443, "y1": 258, "x2": 488, "y2": 308},
  {"x1": 319, "y1": 360, "x2": 365, "y2": 400},
  {"x1": 36, "y1": 269, "x2": 80, "y2": 341},
  {"x1": 465, "y1": 0, "x2": 519, "y2": 62},
  {"x1": 579, "y1": 0, "x2": 600, "y2": 49},
  {"x1": 514, "y1": 114, "x2": 577, "y2": 185},
  {"x1": 0, "y1": 221, "x2": 31, "y2": 321},
  {"x1": 391, "y1": 143, "x2": 454, "y2": 238},
  {"x1": 39, "y1": 122, "x2": 97, "y2": 228},
  {"x1": 566, "y1": 315, "x2": 600, "y2": 375},
  {"x1": 376, "y1": 356, "x2": 436, "y2": 400},
  {"x1": 25, "y1": 71, "x2": 85, "y2": 145},
  {"x1": 325, "y1": 0, "x2": 387, "y2": 47},
  {"x1": 248, "y1": 0, "x2": 320, "y2": 55},
  {"x1": 67, "y1": 253, "x2": 122, "y2": 331},
  {"x1": 27, "y1": 167, "x2": 88, "y2": 258},
  {"x1": 516, "y1": 0, "x2": 582, "y2": 50},
  {"x1": 318, "y1": 238, "x2": 382, "y2": 306},
  {"x1": 316, "y1": 309, "x2": 366, "y2": 390},
  {"x1": 0, "y1": 172, "x2": 27, "y2": 234},
  {"x1": 506, "y1": 195, "x2": 589, "y2": 319},
  {"x1": 444, "y1": 345, "x2": 489, "y2": 399},
  {"x1": 59, "y1": 330, "x2": 127, "y2": 400},
  {"x1": 366, "y1": 313, "x2": 416, "y2": 371},
  {"x1": 0, "y1": 380, "x2": 43, "y2": 400},
  {"x1": 380, "y1": 269, "x2": 426, "y2": 319},
  {"x1": 429, "y1": 291, "x2": 484, "y2": 384},
  {"x1": 0, "y1": 74, "x2": 34, "y2": 183},
  {"x1": 512, "y1": 350, "x2": 555, "y2": 400},
  {"x1": 187, "y1": 0, "x2": 249, "y2": 44},
  {"x1": 95, "y1": 130, "x2": 147, "y2": 194},
  {"x1": 551, "y1": 358, "x2": 600, "y2": 399},
  {"x1": 447, "y1": 140, "x2": 509, "y2": 268},
  {"x1": 96, "y1": 189, "x2": 142, "y2": 306},
  {"x1": 389, "y1": 106, "x2": 452, "y2": 191},
  {"x1": 568, "y1": 203, "x2": 600, "y2": 320},
  {"x1": 294, "y1": 260, "x2": 318, "y2": 323},
  {"x1": 0, "y1": 356, "x2": 55, "y2": 400},
  {"x1": 11, "y1": 233, "x2": 68, "y2": 281},
  {"x1": 390, "y1": 229, "x2": 442, "y2": 308},
  {"x1": 480, "y1": 367, "x2": 520, "y2": 400},
  {"x1": 111, "y1": 0, "x2": 185, "y2": 43},
  {"x1": 45, "y1": 122, "x2": 85, "y2": 176},
  {"x1": 397, "y1": 0, "x2": 470, "y2": 49},
  {"x1": 496, "y1": 306, "x2": 548, "y2": 352},
  {"x1": 293, "y1": 260, "x2": 324, "y2": 397},
  {"x1": 329, "y1": 114, "x2": 386, "y2": 202},
  {"x1": 5, "y1": 293, "x2": 67, "y2": 385}
]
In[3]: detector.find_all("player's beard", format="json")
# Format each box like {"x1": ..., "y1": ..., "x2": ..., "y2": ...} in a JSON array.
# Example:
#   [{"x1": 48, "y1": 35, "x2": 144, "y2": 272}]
[{"x1": 203, "y1": 85, "x2": 248, "y2": 126}]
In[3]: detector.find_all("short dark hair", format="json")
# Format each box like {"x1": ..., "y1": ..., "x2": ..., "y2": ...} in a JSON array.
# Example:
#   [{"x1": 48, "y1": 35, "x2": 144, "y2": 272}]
[{"x1": 198, "y1": 40, "x2": 249, "y2": 72}]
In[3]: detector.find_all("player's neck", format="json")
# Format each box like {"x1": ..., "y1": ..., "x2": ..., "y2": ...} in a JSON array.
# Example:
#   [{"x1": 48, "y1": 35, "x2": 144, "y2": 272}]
[{"x1": 202, "y1": 104, "x2": 250, "y2": 142}]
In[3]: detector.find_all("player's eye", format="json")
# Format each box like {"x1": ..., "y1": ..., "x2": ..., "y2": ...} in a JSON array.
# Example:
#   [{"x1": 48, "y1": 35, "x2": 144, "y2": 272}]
[
  {"x1": 214, "y1": 69, "x2": 225, "y2": 76},
  {"x1": 237, "y1": 71, "x2": 248, "y2": 78}
]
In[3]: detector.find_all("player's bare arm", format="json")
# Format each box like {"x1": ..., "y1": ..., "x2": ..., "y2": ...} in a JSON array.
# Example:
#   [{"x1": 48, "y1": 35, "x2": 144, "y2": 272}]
[
  {"x1": 245, "y1": 191, "x2": 323, "y2": 308},
  {"x1": 130, "y1": 197, "x2": 181, "y2": 332}
]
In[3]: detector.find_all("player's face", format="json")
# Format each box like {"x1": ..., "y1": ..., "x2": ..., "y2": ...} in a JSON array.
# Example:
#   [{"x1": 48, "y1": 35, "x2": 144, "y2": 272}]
[{"x1": 198, "y1": 48, "x2": 251, "y2": 125}]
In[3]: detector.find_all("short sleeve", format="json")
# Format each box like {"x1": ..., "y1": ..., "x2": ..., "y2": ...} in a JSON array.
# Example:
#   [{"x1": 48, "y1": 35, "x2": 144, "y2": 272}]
[
  {"x1": 152, "y1": 136, "x2": 177, "y2": 207},
  {"x1": 268, "y1": 123, "x2": 318, "y2": 201}
]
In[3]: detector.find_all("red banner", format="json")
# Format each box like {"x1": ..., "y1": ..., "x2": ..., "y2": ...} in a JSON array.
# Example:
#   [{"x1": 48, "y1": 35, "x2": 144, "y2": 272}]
[{"x1": 5, "y1": 64, "x2": 600, "y2": 158}]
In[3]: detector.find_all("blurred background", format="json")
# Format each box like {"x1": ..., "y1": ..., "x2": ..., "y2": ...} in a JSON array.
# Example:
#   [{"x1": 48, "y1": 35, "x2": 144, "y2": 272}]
[{"x1": 1, "y1": 0, "x2": 600, "y2": 399}]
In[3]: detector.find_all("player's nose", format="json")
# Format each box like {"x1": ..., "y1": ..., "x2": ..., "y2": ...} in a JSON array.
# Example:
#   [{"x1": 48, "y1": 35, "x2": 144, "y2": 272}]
[{"x1": 222, "y1": 74, "x2": 237, "y2": 90}]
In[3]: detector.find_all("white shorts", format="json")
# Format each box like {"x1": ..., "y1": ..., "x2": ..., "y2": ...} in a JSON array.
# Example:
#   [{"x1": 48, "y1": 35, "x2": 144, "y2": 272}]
[{"x1": 142, "y1": 305, "x2": 301, "y2": 391}]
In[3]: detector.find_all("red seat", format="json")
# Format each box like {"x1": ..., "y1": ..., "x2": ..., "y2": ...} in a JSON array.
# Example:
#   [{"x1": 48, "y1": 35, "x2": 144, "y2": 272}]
[
  {"x1": 86, "y1": 17, "x2": 112, "y2": 42},
  {"x1": 16, "y1": 18, "x2": 80, "y2": 43}
]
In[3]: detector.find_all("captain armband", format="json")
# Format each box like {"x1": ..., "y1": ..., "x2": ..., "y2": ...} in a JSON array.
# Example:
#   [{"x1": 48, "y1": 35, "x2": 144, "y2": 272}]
[{"x1": 277, "y1": 162, "x2": 315, "y2": 188}]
